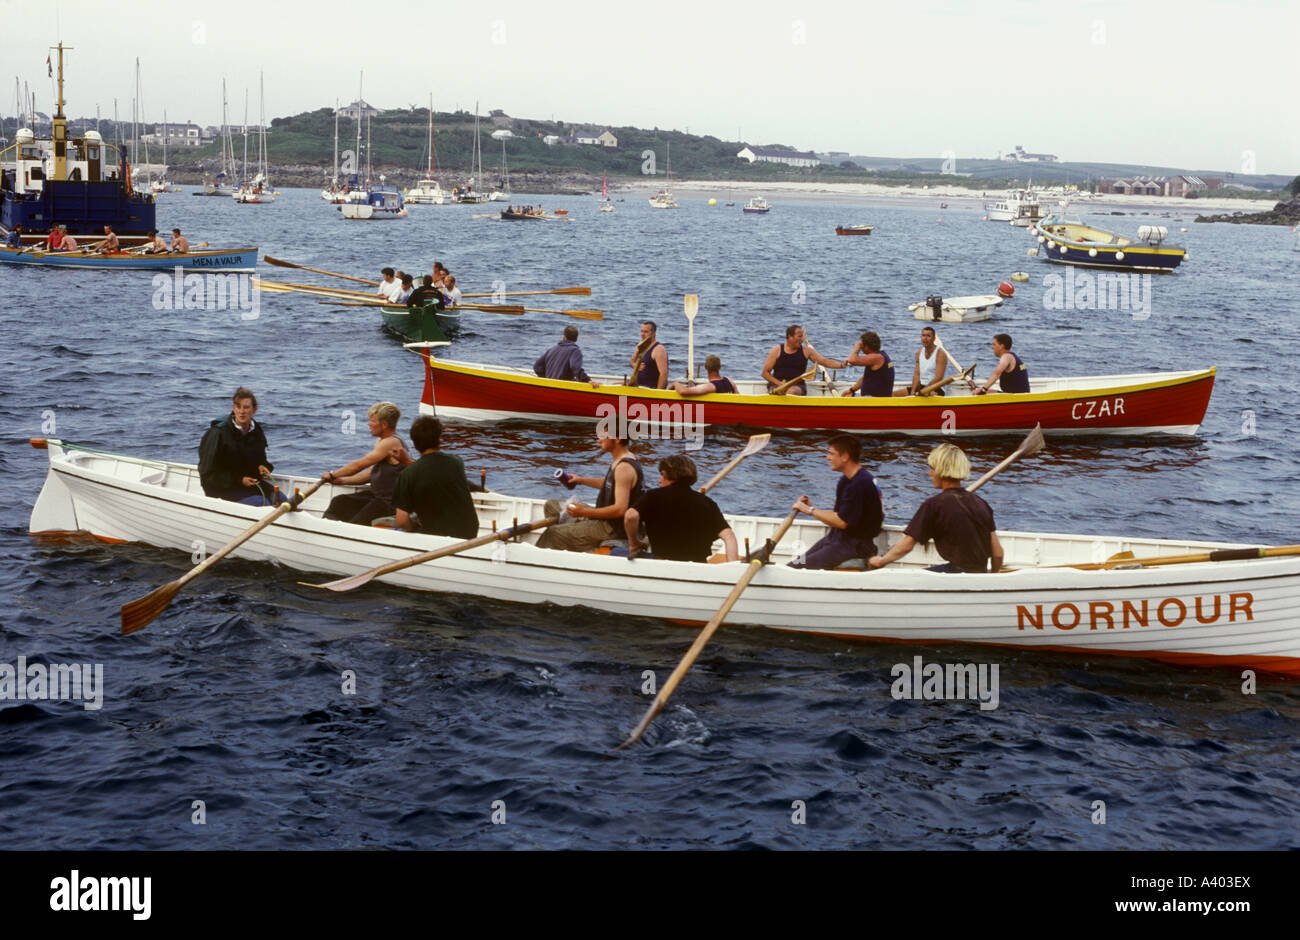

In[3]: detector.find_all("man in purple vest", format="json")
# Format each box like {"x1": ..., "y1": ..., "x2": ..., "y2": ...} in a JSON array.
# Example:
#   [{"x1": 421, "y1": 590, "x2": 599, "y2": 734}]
[
  {"x1": 762, "y1": 325, "x2": 846, "y2": 395},
  {"x1": 629, "y1": 321, "x2": 669, "y2": 388}
]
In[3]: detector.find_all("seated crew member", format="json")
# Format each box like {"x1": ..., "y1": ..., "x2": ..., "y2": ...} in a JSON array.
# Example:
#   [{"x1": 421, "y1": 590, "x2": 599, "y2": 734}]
[
  {"x1": 762, "y1": 325, "x2": 845, "y2": 396},
  {"x1": 868, "y1": 443, "x2": 1004, "y2": 573},
  {"x1": 320, "y1": 401, "x2": 413, "y2": 526},
  {"x1": 57, "y1": 226, "x2": 79, "y2": 251},
  {"x1": 170, "y1": 228, "x2": 190, "y2": 253},
  {"x1": 44, "y1": 226, "x2": 64, "y2": 251},
  {"x1": 406, "y1": 275, "x2": 443, "y2": 308},
  {"x1": 537, "y1": 432, "x2": 644, "y2": 552},
  {"x1": 629, "y1": 320, "x2": 669, "y2": 389},
  {"x1": 97, "y1": 225, "x2": 120, "y2": 253},
  {"x1": 141, "y1": 229, "x2": 168, "y2": 254},
  {"x1": 376, "y1": 267, "x2": 401, "y2": 301},
  {"x1": 534, "y1": 325, "x2": 593, "y2": 383},
  {"x1": 431, "y1": 262, "x2": 449, "y2": 288},
  {"x1": 907, "y1": 326, "x2": 950, "y2": 396},
  {"x1": 391, "y1": 416, "x2": 478, "y2": 538},
  {"x1": 441, "y1": 274, "x2": 463, "y2": 308},
  {"x1": 395, "y1": 273, "x2": 416, "y2": 304},
  {"x1": 624, "y1": 454, "x2": 739, "y2": 562},
  {"x1": 973, "y1": 333, "x2": 1029, "y2": 394},
  {"x1": 6, "y1": 224, "x2": 22, "y2": 249},
  {"x1": 670, "y1": 354, "x2": 736, "y2": 396},
  {"x1": 788, "y1": 434, "x2": 884, "y2": 569},
  {"x1": 841, "y1": 330, "x2": 896, "y2": 398},
  {"x1": 198, "y1": 386, "x2": 281, "y2": 505}
]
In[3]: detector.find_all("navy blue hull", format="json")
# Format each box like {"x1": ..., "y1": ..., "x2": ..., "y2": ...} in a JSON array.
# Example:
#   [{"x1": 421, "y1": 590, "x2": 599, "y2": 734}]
[{"x1": 1, "y1": 180, "x2": 156, "y2": 238}]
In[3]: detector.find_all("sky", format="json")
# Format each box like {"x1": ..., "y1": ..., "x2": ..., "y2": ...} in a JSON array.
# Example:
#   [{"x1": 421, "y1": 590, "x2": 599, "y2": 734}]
[{"x1": 3, "y1": 0, "x2": 1296, "y2": 175}]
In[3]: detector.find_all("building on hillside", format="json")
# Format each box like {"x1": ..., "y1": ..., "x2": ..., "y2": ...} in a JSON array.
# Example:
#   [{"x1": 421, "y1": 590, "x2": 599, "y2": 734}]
[
  {"x1": 542, "y1": 134, "x2": 562, "y2": 146},
  {"x1": 336, "y1": 100, "x2": 381, "y2": 120},
  {"x1": 490, "y1": 129, "x2": 515, "y2": 140},
  {"x1": 567, "y1": 126, "x2": 618, "y2": 147},
  {"x1": 1000, "y1": 145, "x2": 1058, "y2": 163},
  {"x1": 736, "y1": 145, "x2": 821, "y2": 168},
  {"x1": 141, "y1": 122, "x2": 209, "y2": 148}
]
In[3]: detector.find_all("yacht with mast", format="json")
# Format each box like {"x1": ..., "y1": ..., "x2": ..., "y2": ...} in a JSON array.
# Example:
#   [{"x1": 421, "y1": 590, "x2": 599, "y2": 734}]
[
  {"x1": 648, "y1": 142, "x2": 678, "y2": 208},
  {"x1": 407, "y1": 95, "x2": 444, "y2": 204},
  {"x1": 234, "y1": 72, "x2": 273, "y2": 204},
  {"x1": 453, "y1": 104, "x2": 487, "y2": 203}
]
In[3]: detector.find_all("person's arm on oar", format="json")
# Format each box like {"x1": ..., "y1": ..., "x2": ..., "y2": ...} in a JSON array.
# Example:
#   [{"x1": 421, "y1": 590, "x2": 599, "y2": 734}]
[
  {"x1": 566, "y1": 461, "x2": 638, "y2": 521},
  {"x1": 322, "y1": 434, "x2": 406, "y2": 484}
]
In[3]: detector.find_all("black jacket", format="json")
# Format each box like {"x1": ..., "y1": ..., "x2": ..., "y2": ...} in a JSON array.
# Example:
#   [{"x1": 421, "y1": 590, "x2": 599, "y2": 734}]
[{"x1": 199, "y1": 414, "x2": 273, "y2": 496}]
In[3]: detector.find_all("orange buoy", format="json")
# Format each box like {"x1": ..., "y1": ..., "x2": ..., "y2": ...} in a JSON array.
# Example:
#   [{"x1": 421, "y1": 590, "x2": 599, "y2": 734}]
[{"x1": 997, "y1": 281, "x2": 1014, "y2": 298}]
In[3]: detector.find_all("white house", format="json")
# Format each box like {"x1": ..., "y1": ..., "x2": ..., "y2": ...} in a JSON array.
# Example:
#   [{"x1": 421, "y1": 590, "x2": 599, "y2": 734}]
[
  {"x1": 1000, "y1": 145, "x2": 1058, "y2": 163},
  {"x1": 490, "y1": 129, "x2": 515, "y2": 140},
  {"x1": 336, "y1": 99, "x2": 381, "y2": 120},
  {"x1": 736, "y1": 145, "x2": 820, "y2": 168},
  {"x1": 569, "y1": 126, "x2": 618, "y2": 148}
]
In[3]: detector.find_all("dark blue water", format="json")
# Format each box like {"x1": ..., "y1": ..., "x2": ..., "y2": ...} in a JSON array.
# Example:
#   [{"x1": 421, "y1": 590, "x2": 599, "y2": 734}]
[{"x1": 1, "y1": 190, "x2": 1297, "y2": 849}]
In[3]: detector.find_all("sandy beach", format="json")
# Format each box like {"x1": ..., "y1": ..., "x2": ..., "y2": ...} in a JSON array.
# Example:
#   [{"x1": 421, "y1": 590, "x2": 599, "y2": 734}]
[{"x1": 616, "y1": 177, "x2": 1280, "y2": 215}]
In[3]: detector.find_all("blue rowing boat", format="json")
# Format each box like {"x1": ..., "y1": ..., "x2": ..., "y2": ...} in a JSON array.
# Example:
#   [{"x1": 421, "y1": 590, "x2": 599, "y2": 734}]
[{"x1": 0, "y1": 246, "x2": 259, "y2": 271}]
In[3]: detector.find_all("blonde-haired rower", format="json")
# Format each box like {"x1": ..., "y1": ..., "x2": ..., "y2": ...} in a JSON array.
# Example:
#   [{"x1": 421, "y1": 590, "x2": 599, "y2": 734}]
[
  {"x1": 320, "y1": 401, "x2": 414, "y2": 525},
  {"x1": 868, "y1": 443, "x2": 1004, "y2": 573}
]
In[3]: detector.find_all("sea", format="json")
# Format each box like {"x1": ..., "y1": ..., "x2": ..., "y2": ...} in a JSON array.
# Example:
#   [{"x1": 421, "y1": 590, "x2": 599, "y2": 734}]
[{"x1": 1, "y1": 189, "x2": 1297, "y2": 851}]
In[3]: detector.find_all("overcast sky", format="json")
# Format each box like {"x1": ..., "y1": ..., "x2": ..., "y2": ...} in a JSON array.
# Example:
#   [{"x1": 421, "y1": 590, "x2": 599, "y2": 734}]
[{"x1": 4, "y1": 0, "x2": 1296, "y2": 174}]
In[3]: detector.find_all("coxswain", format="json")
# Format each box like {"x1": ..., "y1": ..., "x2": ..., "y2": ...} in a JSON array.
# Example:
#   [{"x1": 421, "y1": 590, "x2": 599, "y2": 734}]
[
  {"x1": 198, "y1": 387, "x2": 282, "y2": 506},
  {"x1": 391, "y1": 416, "x2": 479, "y2": 538},
  {"x1": 788, "y1": 434, "x2": 884, "y2": 569},
  {"x1": 907, "y1": 326, "x2": 950, "y2": 396},
  {"x1": 868, "y1": 443, "x2": 1003, "y2": 572},
  {"x1": 407, "y1": 275, "x2": 443, "y2": 308},
  {"x1": 761, "y1": 325, "x2": 845, "y2": 395},
  {"x1": 973, "y1": 333, "x2": 1029, "y2": 394},
  {"x1": 624, "y1": 455, "x2": 739, "y2": 562},
  {"x1": 841, "y1": 330, "x2": 896, "y2": 397},
  {"x1": 537, "y1": 432, "x2": 644, "y2": 553},
  {"x1": 97, "y1": 225, "x2": 120, "y2": 254},
  {"x1": 170, "y1": 228, "x2": 190, "y2": 253},
  {"x1": 670, "y1": 354, "x2": 736, "y2": 396},
  {"x1": 5, "y1": 224, "x2": 22, "y2": 249},
  {"x1": 320, "y1": 402, "x2": 414, "y2": 526},
  {"x1": 629, "y1": 320, "x2": 669, "y2": 389}
]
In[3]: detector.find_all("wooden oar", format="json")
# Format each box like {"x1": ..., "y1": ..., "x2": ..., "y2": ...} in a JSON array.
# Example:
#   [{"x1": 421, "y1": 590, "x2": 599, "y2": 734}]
[
  {"x1": 684, "y1": 294, "x2": 698, "y2": 381},
  {"x1": 698, "y1": 433, "x2": 770, "y2": 494},
  {"x1": 462, "y1": 287, "x2": 592, "y2": 298},
  {"x1": 966, "y1": 423, "x2": 1045, "y2": 494},
  {"x1": 275, "y1": 280, "x2": 378, "y2": 298},
  {"x1": 299, "y1": 517, "x2": 560, "y2": 593},
  {"x1": 264, "y1": 255, "x2": 379, "y2": 286},
  {"x1": 617, "y1": 509, "x2": 800, "y2": 749},
  {"x1": 320, "y1": 300, "x2": 526, "y2": 315},
  {"x1": 121, "y1": 479, "x2": 326, "y2": 635},
  {"x1": 917, "y1": 363, "x2": 976, "y2": 396},
  {"x1": 1058, "y1": 544, "x2": 1300, "y2": 572},
  {"x1": 520, "y1": 307, "x2": 603, "y2": 320},
  {"x1": 771, "y1": 366, "x2": 816, "y2": 395}
]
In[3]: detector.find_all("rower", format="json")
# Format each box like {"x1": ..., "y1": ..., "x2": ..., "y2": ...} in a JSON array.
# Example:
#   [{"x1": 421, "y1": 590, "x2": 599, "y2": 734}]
[
  {"x1": 868, "y1": 443, "x2": 1004, "y2": 573},
  {"x1": 142, "y1": 230, "x2": 168, "y2": 254},
  {"x1": 391, "y1": 416, "x2": 478, "y2": 538},
  {"x1": 320, "y1": 402, "x2": 414, "y2": 526},
  {"x1": 44, "y1": 226, "x2": 65, "y2": 251},
  {"x1": 907, "y1": 326, "x2": 950, "y2": 396},
  {"x1": 431, "y1": 262, "x2": 449, "y2": 288},
  {"x1": 788, "y1": 434, "x2": 883, "y2": 569},
  {"x1": 538, "y1": 431, "x2": 644, "y2": 553},
  {"x1": 624, "y1": 455, "x2": 739, "y2": 562},
  {"x1": 441, "y1": 274, "x2": 463, "y2": 308},
  {"x1": 973, "y1": 333, "x2": 1029, "y2": 394},
  {"x1": 170, "y1": 228, "x2": 190, "y2": 253},
  {"x1": 58, "y1": 226, "x2": 79, "y2": 251},
  {"x1": 97, "y1": 225, "x2": 120, "y2": 254},
  {"x1": 762, "y1": 325, "x2": 845, "y2": 396},
  {"x1": 377, "y1": 267, "x2": 401, "y2": 301},
  {"x1": 841, "y1": 330, "x2": 896, "y2": 397},
  {"x1": 670, "y1": 354, "x2": 735, "y2": 396},
  {"x1": 395, "y1": 273, "x2": 416, "y2": 304},
  {"x1": 630, "y1": 320, "x2": 669, "y2": 389}
]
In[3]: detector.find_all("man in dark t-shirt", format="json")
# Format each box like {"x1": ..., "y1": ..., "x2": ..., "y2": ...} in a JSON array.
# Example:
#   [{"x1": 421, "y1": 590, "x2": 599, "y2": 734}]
[
  {"x1": 869, "y1": 443, "x2": 1004, "y2": 573},
  {"x1": 624, "y1": 455, "x2": 739, "y2": 562},
  {"x1": 788, "y1": 434, "x2": 883, "y2": 569},
  {"x1": 392, "y1": 416, "x2": 478, "y2": 539}
]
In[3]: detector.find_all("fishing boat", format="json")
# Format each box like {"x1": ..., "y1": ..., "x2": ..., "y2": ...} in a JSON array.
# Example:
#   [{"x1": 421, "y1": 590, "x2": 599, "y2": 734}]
[
  {"x1": 742, "y1": 197, "x2": 771, "y2": 214},
  {"x1": 985, "y1": 188, "x2": 1043, "y2": 226},
  {"x1": 0, "y1": 245, "x2": 258, "y2": 270},
  {"x1": 599, "y1": 174, "x2": 615, "y2": 212},
  {"x1": 835, "y1": 225, "x2": 873, "y2": 235},
  {"x1": 414, "y1": 356, "x2": 1216, "y2": 436},
  {"x1": 29, "y1": 438, "x2": 1300, "y2": 676},
  {"x1": 648, "y1": 142, "x2": 678, "y2": 208},
  {"x1": 910, "y1": 294, "x2": 1004, "y2": 323},
  {"x1": 407, "y1": 95, "x2": 445, "y2": 205},
  {"x1": 340, "y1": 184, "x2": 407, "y2": 219},
  {"x1": 1, "y1": 44, "x2": 156, "y2": 242},
  {"x1": 379, "y1": 302, "x2": 456, "y2": 341},
  {"x1": 1032, "y1": 217, "x2": 1187, "y2": 273}
]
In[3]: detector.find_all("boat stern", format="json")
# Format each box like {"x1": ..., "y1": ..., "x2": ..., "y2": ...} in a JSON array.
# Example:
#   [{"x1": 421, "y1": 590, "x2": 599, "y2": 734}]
[{"x1": 28, "y1": 439, "x2": 81, "y2": 534}]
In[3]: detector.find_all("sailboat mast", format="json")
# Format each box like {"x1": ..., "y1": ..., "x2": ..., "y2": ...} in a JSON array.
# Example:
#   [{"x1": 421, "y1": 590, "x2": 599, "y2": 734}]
[
  {"x1": 242, "y1": 89, "x2": 249, "y2": 181},
  {"x1": 354, "y1": 72, "x2": 363, "y2": 187},
  {"x1": 259, "y1": 70, "x2": 266, "y2": 181},
  {"x1": 332, "y1": 98, "x2": 339, "y2": 185},
  {"x1": 426, "y1": 94, "x2": 433, "y2": 176}
]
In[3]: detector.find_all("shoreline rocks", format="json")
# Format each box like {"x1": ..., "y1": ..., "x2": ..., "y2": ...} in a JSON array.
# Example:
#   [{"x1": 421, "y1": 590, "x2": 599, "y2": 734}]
[{"x1": 1195, "y1": 197, "x2": 1300, "y2": 225}]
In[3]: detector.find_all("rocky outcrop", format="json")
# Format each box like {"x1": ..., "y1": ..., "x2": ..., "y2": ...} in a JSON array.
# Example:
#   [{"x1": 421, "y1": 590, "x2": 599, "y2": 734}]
[{"x1": 1195, "y1": 197, "x2": 1300, "y2": 225}]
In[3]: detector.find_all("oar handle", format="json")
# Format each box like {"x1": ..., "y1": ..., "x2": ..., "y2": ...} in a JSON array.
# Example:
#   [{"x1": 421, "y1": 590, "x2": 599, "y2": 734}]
[
  {"x1": 771, "y1": 367, "x2": 816, "y2": 395},
  {"x1": 917, "y1": 363, "x2": 976, "y2": 396}
]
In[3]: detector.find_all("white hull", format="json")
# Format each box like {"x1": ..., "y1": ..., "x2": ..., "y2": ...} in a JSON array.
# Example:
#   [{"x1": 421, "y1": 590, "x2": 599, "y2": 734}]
[
  {"x1": 29, "y1": 441, "x2": 1300, "y2": 673},
  {"x1": 340, "y1": 203, "x2": 409, "y2": 220},
  {"x1": 910, "y1": 294, "x2": 1004, "y2": 323}
]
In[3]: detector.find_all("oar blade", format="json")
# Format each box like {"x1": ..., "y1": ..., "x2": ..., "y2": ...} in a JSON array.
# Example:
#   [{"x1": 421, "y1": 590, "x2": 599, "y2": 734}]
[
  {"x1": 1022, "y1": 423, "x2": 1046, "y2": 457},
  {"x1": 740, "y1": 432, "x2": 772, "y2": 457},
  {"x1": 298, "y1": 570, "x2": 379, "y2": 593},
  {"x1": 120, "y1": 580, "x2": 182, "y2": 635},
  {"x1": 684, "y1": 293, "x2": 699, "y2": 321},
  {"x1": 263, "y1": 255, "x2": 298, "y2": 269}
]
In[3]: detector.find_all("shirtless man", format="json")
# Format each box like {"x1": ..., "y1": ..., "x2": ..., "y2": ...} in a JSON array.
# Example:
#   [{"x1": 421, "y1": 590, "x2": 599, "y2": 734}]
[
  {"x1": 58, "y1": 226, "x2": 79, "y2": 251},
  {"x1": 762, "y1": 325, "x2": 845, "y2": 396},
  {"x1": 97, "y1": 225, "x2": 120, "y2": 254},
  {"x1": 170, "y1": 228, "x2": 190, "y2": 252},
  {"x1": 140, "y1": 230, "x2": 169, "y2": 254}
]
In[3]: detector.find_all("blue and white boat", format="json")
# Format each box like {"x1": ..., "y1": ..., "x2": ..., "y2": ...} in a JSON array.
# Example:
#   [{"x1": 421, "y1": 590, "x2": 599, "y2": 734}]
[
  {"x1": 1031, "y1": 216, "x2": 1187, "y2": 273},
  {"x1": 339, "y1": 185, "x2": 408, "y2": 220},
  {"x1": 1, "y1": 43, "x2": 156, "y2": 244},
  {"x1": 742, "y1": 197, "x2": 771, "y2": 214},
  {"x1": 0, "y1": 245, "x2": 259, "y2": 270}
]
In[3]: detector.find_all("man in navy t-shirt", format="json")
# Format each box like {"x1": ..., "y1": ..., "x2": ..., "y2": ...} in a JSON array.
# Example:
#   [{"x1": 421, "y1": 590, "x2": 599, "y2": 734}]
[{"x1": 788, "y1": 434, "x2": 883, "y2": 569}]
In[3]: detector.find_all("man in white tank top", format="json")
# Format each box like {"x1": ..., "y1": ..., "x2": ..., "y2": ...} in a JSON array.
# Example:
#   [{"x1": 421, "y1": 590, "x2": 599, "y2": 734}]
[{"x1": 907, "y1": 326, "x2": 951, "y2": 396}]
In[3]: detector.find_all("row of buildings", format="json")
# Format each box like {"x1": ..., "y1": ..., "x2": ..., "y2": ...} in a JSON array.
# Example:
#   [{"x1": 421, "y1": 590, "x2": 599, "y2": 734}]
[{"x1": 1097, "y1": 175, "x2": 1219, "y2": 197}]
